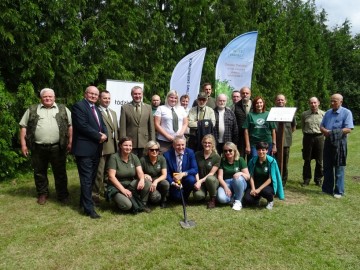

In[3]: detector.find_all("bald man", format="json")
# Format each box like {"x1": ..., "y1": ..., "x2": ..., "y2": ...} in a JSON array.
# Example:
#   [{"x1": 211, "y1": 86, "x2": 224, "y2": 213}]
[
  {"x1": 320, "y1": 94, "x2": 353, "y2": 198},
  {"x1": 301, "y1": 97, "x2": 325, "y2": 187}
]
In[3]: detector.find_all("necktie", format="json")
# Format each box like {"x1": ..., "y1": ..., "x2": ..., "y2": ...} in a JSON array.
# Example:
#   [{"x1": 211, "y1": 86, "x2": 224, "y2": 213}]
[
  {"x1": 199, "y1": 108, "x2": 205, "y2": 120},
  {"x1": 106, "y1": 108, "x2": 111, "y2": 119},
  {"x1": 136, "y1": 104, "x2": 141, "y2": 121},
  {"x1": 172, "y1": 107, "x2": 178, "y2": 132},
  {"x1": 91, "y1": 105, "x2": 100, "y2": 130},
  {"x1": 177, "y1": 154, "x2": 183, "y2": 173}
]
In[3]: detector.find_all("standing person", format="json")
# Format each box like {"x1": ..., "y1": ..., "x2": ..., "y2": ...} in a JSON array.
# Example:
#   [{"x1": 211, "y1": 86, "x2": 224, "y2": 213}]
[
  {"x1": 72, "y1": 86, "x2": 108, "y2": 219},
  {"x1": 180, "y1": 94, "x2": 190, "y2": 115},
  {"x1": 213, "y1": 94, "x2": 238, "y2": 154},
  {"x1": 140, "y1": 141, "x2": 169, "y2": 208},
  {"x1": 107, "y1": 137, "x2": 151, "y2": 213},
  {"x1": 192, "y1": 83, "x2": 216, "y2": 109},
  {"x1": 243, "y1": 96, "x2": 277, "y2": 160},
  {"x1": 217, "y1": 142, "x2": 249, "y2": 211},
  {"x1": 154, "y1": 90, "x2": 188, "y2": 153},
  {"x1": 244, "y1": 142, "x2": 284, "y2": 210},
  {"x1": 119, "y1": 86, "x2": 155, "y2": 158},
  {"x1": 19, "y1": 88, "x2": 72, "y2": 205},
  {"x1": 301, "y1": 97, "x2": 325, "y2": 187},
  {"x1": 230, "y1": 90, "x2": 241, "y2": 112},
  {"x1": 320, "y1": 94, "x2": 354, "y2": 198},
  {"x1": 163, "y1": 136, "x2": 198, "y2": 202},
  {"x1": 93, "y1": 90, "x2": 119, "y2": 203},
  {"x1": 188, "y1": 92, "x2": 216, "y2": 151},
  {"x1": 151, "y1": 94, "x2": 161, "y2": 115},
  {"x1": 274, "y1": 94, "x2": 296, "y2": 186},
  {"x1": 234, "y1": 86, "x2": 252, "y2": 158},
  {"x1": 194, "y1": 134, "x2": 220, "y2": 208}
]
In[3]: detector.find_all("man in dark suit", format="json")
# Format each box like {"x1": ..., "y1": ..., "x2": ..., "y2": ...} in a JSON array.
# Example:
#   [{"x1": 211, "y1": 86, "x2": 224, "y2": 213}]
[
  {"x1": 119, "y1": 86, "x2": 155, "y2": 158},
  {"x1": 163, "y1": 136, "x2": 198, "y2": 202},
  {"x1": 234, "y1": 86, "x2": 252, "y2": 159},
  {"x1": 72, "y1": 86, "x2": 108, "y2": 219},
  {"x1": 93, "y1": 90, "x2": 119, "y2": 202}
]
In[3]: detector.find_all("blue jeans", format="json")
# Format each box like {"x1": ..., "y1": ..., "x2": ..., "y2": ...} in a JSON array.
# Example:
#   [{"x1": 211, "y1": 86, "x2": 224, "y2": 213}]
[
  {"x1": 217, "y1": 176, "x2": 247, "y2": 203},
  {"x1": 322, "y1": 140, "x2": 345, "y2": 195}
]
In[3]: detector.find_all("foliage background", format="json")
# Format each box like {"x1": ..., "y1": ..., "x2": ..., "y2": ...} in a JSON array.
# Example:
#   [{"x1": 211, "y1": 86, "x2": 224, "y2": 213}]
[{"x1": 1, "y1": 0, "x2": 359, "y2": 179}]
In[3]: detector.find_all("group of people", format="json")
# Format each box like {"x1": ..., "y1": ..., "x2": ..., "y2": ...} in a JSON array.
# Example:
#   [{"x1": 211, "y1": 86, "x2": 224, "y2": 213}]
[{"x1": 19, "y1": 83, "x2": 353, "y2": 219}]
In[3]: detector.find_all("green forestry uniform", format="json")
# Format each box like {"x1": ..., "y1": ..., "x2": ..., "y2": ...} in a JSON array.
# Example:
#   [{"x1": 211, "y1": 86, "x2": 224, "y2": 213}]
[{"x1": 242, "y1": 111, "x2": 276, "y2": 146}]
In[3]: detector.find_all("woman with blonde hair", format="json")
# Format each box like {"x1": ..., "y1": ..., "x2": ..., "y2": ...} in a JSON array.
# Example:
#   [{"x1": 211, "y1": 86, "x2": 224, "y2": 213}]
[
  {"x1": 140, "y1": 140, "x2": 169, "y2": 208},
  {"x1": 217, "y1": 142, "x2": 250, "y2": 211},
  {"x1": 194, "y1": 134, "x2": 221, "y2": 208},
  {"x1": 154, "y1": 90, "x2": 188, "y2": 153}
]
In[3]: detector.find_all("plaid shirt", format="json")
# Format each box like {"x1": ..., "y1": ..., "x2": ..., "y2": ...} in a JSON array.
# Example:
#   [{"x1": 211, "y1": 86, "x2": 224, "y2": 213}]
[{"x1": 214, "y1": 107, "x2": 238, "y2": 144}]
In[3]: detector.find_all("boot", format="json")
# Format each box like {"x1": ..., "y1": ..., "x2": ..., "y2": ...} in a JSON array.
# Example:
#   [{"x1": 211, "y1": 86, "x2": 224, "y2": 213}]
[{"x1": 207, "y1": 196, "x2": 216, "y2": 209}]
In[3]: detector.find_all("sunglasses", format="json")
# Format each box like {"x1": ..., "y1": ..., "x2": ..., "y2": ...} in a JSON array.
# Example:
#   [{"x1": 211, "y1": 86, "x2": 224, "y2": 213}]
[
  {"x1": 223, "y1": 149, "x2": 233, "y2": 153},
  {"x1": 203, "y1": 142, "x2": 212, "y2": 145},
  {"x1": 149, "y1": 149, "x2": 159, "y2": 152}
]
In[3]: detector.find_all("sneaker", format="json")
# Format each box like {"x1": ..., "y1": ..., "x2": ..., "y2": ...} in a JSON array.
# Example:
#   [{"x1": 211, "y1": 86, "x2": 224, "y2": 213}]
[
  {"x1": 232, "y1": 200, "x2": 242, "y2": 211},
  {"x1": 266, "y1": 201, "x2": 274, "y2": 210},
  {"x1": 334, "y1": 194, "x2": 342, "y2": 199}
]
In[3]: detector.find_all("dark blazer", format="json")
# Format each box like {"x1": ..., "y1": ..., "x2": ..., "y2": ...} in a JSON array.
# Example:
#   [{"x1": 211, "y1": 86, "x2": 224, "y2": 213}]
[
  {"x1": 72, "y1": 99, "x2": 108, "y2": 157},
  {"x1": 234, "y1": 100, "x2": 252, "y2": 154},
  {"x1": 119, "y1": 102, "x2": 155, "y2": 148},
  {"x1": 163, "y1": 147, "x2": 198, "y2": 185}
]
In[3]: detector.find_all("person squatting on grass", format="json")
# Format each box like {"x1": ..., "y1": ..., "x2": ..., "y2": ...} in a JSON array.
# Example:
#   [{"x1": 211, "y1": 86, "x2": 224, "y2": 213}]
[
  {"x1": 106, "y1": 137, "x2": 151, "y2": 213},
  {"x1": 217, "y1": 142, "x2": 250, "y2": 211},
  {"x1": 194, "y1": 134, "x2": 221, "y2": 209},
  {"x1": 244, "y1": 142, "x2": 285, "y2": 210},
  {"x1": 140, "y1": 140, "x2": 169, "y2": 208}
]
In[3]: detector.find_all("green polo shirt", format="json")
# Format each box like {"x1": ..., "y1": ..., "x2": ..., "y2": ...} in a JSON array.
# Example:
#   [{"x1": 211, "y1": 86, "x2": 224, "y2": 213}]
[
  {"x1": 220, "y1": 157, "x2": 247, "y2": 180},
  {"x1": 253, "y1": 159, "x2": 270, "y2": 188},
  {"x1": 195, "y1": 151, "x2": 221, "y2": 178},
  {"x1": 140, "y1": 155, "x2": 167, "y2": 179},
  {"x1": 107, "y1": 153, "x2": 141, "y2": 182},
  {"x1": 242, "y1": 111, "x2": 276, "y2": 146}
]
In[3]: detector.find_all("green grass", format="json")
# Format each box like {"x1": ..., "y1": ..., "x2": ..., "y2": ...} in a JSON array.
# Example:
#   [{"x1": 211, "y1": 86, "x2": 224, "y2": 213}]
[{"x1": 1, "y1": 128, "x2": 360, "y2": 269}]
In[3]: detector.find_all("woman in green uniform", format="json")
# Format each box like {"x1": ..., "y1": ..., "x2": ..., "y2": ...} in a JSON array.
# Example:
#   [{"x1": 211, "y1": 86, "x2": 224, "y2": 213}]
[
  {"x1": 107, "y1": 137, "x2": 151, "y2": 212},
  {"x1": 194, "y1": 134, "x2": 221, "y2": 208},
  {"x1": 140, "y1": 140, "x2": 169, "y2": 208},
  {"x1": 243, "y1": 96, "x2": 277, "y2": 159},
  {"x1": 244, "y1": 142, "x2": 284, "y2": 210}
]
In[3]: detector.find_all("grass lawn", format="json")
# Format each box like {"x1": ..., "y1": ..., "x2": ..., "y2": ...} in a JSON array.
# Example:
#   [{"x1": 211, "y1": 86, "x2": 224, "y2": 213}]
[{"x1": 1, "y1": 128, "x2": 359, "y2": 270}]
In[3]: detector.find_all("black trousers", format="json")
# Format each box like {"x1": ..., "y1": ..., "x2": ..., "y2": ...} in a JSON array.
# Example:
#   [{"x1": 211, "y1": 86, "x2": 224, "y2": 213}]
[
  {"x1": 32, "y1": 144, "x2": 68, "y2": 200},
  {"x1": 302, "y1": 134, "x2": 324, "y2": 183},
  {"x1": 243, "y1": 186, "x2": 274, "y2": 206}
]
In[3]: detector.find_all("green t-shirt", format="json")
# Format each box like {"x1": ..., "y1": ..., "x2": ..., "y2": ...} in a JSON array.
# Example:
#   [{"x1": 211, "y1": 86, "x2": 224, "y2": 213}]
[
  {"x1": 107, "y1": 153, "x2": 141, "y2": 182},
  {"x1": 195, "y1": 151, "x2": 221, "y2": 178},
  {"x1": 220, "y1": 157, "x2": 247, "y2": 180},
  {"x1": 242, "y1": 111, "x2": 276, "y2": 146},
  {"x1": 253, "y1": 159, "x2": 270, "y2": 188},
  {"x1": 140, "y1": 155, "x2": 167, "y2": 179}
]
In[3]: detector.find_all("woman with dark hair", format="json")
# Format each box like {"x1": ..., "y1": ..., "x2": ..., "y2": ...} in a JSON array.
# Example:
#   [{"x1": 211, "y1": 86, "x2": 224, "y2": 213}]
[
  {"x1": 140, "y1": 140, "x2": 169, "y2": 208},
  {"x1": 217, "y1": 142, "x2": 250, "y2": 211},
  {"x1": 243, "y1": 96, "x2": 277, "y2": 159},
  {"x1": 194, "y1": 134, "x2": 221, "y2": 208},
  {"x1": 106, "y1": 137, "x2": 151, "y2": 212},
  {"x1": 244, "y1": 142, "x2": 284, "y2": 210}
]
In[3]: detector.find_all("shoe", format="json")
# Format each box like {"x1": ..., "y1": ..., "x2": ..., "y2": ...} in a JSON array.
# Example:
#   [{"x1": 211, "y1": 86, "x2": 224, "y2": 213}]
[
  {"x1": 160, "y1": 201, "x2": 167, "y2": 209},
  {"x1": 88, "y1": 211, "x2": 101, "y2": 219},
  {"x1": 37, "y1": 195, "x2": 48, "y2": 205},
  {"x1": 207, "y1": 197, "x2": 216, "y2": 209},
  {"x1": 266, "y1": 201, "x2": 274, "y2": 210},
  {"x1": 143, "y1": 206, "x2": 152, "y2": 213},
  {"x1": 232, "y1": 200, "x2": 242, "y2": 211},
  {"x1": 59, "y1": 197, "x2": 70, "y2": 204},
  {"x1": 315, "y1": 181, "x2": 322, "y2": 187},
  {"x1": 301, "y1": 182, "x2": 309, "y2": 187},
  {"x1": 334, "y1": 194, "x2": 342, "y2": 199}
]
